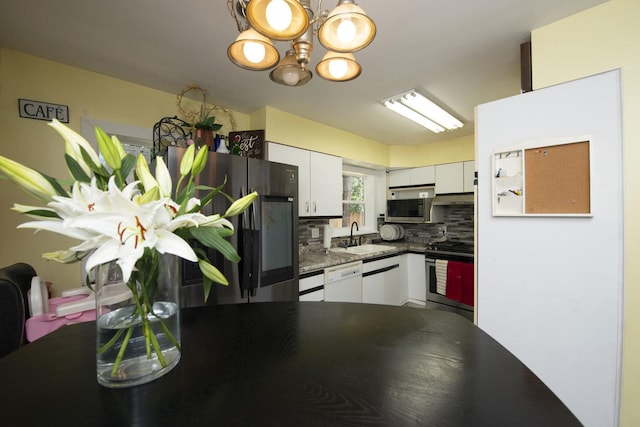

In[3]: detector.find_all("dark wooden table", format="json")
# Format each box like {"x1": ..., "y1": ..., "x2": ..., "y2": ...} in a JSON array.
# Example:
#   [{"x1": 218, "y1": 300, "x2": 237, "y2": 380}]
[{"x1": 0, "y1": 302, "x2": 580, "y2": 426}]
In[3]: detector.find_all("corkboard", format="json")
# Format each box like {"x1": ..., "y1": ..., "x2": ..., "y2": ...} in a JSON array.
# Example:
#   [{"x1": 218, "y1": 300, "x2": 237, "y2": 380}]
[{"x1": 524, "y1": 141, "x2": 590, "y2": 214}]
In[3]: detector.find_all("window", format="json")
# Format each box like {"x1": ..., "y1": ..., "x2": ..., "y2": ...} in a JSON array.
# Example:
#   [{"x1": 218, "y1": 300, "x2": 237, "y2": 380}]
[{"x1": 330, "y1": 170, "x2": 376, "y2": 236}]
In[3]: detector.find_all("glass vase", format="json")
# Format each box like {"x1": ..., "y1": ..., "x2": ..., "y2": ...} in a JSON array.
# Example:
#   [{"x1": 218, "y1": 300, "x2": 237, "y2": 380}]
[{"x1": 95, "y1": 252, "x2": 181, "y2": 388}]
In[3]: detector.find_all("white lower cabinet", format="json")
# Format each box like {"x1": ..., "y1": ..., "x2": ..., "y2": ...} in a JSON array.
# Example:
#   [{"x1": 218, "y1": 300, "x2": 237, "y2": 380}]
[
  {"x1": 362, "y1": 256, "x2": 407, "y2": 306},
  {"x1": 299, "y1": 272, "x2": 324, "y2": 302},
  {"x1": 362, "y1": 268, "x2": 385, "y2": 304},
  {"x1": 406, "y1": 253, "x2": 426, "y2": 302}
]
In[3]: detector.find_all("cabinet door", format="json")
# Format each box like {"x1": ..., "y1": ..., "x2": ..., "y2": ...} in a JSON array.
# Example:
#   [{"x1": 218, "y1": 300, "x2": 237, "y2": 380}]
[
  {"x1": 388, "y1": 169, "x2": 412, "y2": 187},
  {"x1": 406, "y1": 254, "x2": 426, "y2": 302},
  {"x1": 463, "y1": 161, "x2": 475, "y2": 193},
  {"x1": 362, "y1": 274, "x2": 385, "y2": 304},
  {"x1": 384, "y1": 264, "x2": 403, "y2": 306},
  {"x1": 299, "y1": 273, "x2": 324, "y2": 302},
  {"x1": 267, "y1": 143, "x2": 311, "y2": 215},
  {"x1": 435, "y1": 162, "x2": 464, "y2": 194},
  {"x1": 410, "y1": 166, "x2": 436, "y2": 186},
  {"x1": 309, "y1": 151, "x2": 342, "y2": 217}
]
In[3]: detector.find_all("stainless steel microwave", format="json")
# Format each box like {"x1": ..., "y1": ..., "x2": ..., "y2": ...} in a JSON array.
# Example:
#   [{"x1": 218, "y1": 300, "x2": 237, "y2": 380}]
[{"x1": 386, "y1": 186, "x2": 434, "y2": 223}]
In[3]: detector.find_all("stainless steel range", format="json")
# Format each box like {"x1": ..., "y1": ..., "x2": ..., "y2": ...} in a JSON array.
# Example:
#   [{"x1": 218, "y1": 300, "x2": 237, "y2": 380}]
[{"x1": 425, "y1": 240, "x2": 474, "y2": 320}]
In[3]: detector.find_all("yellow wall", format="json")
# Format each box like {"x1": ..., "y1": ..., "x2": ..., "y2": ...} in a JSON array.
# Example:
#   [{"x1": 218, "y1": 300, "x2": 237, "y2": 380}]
[
  {"x1": 260, "y1": 106, "x2": 391, "y2": 166},
  {"x1": 388, "y1": 134, "x2": 475, "y2": 167},
  {"x1": 0, "y1": 49, "x2": 251, "y2": 294},
  {"x1": 532, "y1": 0, "x2": 640, "y2": 424}
]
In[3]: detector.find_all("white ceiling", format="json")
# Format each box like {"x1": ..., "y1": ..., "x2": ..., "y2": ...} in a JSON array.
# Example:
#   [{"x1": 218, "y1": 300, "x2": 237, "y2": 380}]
[{"x1": 0, "y1": 0, "x2": 607, "y2": 146}]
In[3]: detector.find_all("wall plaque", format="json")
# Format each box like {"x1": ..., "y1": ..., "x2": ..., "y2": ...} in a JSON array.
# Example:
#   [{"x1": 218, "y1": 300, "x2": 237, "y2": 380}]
[
  {"x1": 18, "y1": 99, "x2": 69, "y2": 123},
  {"x1": 229, "y1": 130, "x2": 265, "y2": 159}
]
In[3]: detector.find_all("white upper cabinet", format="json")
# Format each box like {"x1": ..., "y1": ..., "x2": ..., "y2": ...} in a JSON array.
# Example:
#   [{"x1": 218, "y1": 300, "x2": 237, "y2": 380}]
[
  {"x1": 268, "y1": 143, "x2": 342, "y2": 217},
  {"x1": 435, "y1": 162, "x2": 464, "y2": 194},
  {"x1": 463, "y1": 160, "x2": 475, "y2": 193},
  {"x1": 435, "y1": 161, "x2": 475, "y2": 194},
  {"x1": 388, "y1": 166, "x2": 435, "y2": 187}
]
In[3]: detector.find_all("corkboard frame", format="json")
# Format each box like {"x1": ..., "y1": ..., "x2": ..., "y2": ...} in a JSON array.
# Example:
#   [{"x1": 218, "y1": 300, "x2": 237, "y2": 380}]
[{"x1": 492, "y1": 136, "x2": 593, "y2": 217}]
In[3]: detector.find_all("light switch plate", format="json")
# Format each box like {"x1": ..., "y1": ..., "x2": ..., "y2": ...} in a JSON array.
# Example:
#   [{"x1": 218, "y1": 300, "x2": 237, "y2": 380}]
[{"x1": 311, "y1": 227, "x2": 320, "y2": 238}]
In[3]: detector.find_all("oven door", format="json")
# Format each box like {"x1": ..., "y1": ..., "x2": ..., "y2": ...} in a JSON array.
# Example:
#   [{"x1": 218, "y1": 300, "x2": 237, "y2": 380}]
[{"x1": 425, "y1": 256, "x2": 474, "y2": 313}]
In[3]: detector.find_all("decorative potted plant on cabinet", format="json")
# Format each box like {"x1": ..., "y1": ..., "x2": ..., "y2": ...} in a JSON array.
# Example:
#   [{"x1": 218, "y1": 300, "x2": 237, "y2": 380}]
[{"x1": 176, "y1": 84, "x2": 235, "y2": 150}]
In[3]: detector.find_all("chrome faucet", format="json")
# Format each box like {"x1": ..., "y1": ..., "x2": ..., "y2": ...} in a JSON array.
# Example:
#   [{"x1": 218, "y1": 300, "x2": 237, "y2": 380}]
[{"x1": 349, "y1": 221, "x2": 359, "y2": 246}]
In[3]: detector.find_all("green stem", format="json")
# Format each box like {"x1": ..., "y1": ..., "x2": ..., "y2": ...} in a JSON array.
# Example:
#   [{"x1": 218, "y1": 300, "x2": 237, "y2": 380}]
[
  {"x1": 97, "y1": 327, "x2": 125, "y2": 355},
  {"x1": 111, "y1": 326, "x2": 134, "y2": 377}
]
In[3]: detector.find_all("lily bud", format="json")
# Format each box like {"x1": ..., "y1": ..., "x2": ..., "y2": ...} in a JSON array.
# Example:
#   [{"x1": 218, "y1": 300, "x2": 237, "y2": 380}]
[
  {"x1": 111, "y1": 135, "x2": 127, "y2": 160},
  {"x1": 95, "y1": 127, "x2": 122, "y2": 170},
  {"x1": 154, "y1": 157, "x2": 173, "y2": 198},
  {"x1": 192, "y1": 146, "x2": 208, "y2": 176},
  {"x1": 198, "y1": 259, "x2": 229, "y2": 285},
  {"x1": 224, "y1": 191, "x2": 258, "y2": 218},
  {"x1": 0, "y1": 155, "x2": 58, "y2": 202},
  {"x1": 135, "y1": 153, "x2": 158, "y2": 194},
  {"x1": 42, "y1": 250, "x2": 84, "y2": 264},
  {"x1": 179, "y1": 144, "x2": 195, "y2": 177},
  {"x1": 48, "y1": 119, "x2": 101, "y2": 168}
]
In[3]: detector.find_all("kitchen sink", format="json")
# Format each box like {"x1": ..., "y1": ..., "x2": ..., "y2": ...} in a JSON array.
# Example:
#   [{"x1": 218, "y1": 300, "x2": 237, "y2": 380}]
[{"x1": 332, "y1": 244, "x2": 397, "y2": 256}]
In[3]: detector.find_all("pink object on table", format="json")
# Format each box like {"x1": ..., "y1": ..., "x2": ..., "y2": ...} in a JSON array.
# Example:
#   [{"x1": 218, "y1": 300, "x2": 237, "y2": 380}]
[{"x1": 25, "y1": 295, "x2": 96, "y2": 342}]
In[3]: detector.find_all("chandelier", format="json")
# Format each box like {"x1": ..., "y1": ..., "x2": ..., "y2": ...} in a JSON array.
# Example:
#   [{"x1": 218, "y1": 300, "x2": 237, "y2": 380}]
[{"x1": 227, "y1": 0, "x2": 376, "y2": 86}]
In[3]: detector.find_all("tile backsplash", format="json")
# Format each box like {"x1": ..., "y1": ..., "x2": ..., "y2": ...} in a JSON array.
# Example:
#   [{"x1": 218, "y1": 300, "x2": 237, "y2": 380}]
[{"x1": 299, "y1": 204, "x2": 474, "y2": 254}]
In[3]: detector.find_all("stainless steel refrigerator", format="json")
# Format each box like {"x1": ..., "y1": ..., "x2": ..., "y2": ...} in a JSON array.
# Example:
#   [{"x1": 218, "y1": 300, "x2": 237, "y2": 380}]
[{"x1": 166, "y1": 146, "x2": 299, "y2": 306}]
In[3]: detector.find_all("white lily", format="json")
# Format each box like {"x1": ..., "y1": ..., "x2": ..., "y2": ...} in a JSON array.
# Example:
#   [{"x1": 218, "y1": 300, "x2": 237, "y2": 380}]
[{"x1": 4, "y1": 121, "x2": 256, "y2": 305}]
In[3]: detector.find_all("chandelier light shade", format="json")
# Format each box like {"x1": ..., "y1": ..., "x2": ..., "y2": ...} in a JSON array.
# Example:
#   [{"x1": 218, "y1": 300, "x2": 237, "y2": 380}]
[
  {"x1": 227, "y1": 0, "x2": 376, "y2": 86},
  {"x1": 317, "y1": 0, "x2": 377, "y2": 53},
  {"x1": 382, "y1": 90, "x2": 463, "y2": 133},
  {"x1": 270, "y1": 49, "x2": 313, "y2": 86},
  {"x1": 227, "y1": 28, "x2": 281, "y2": 70},
  {"x1": 316, "y1": 51, "x2": 361, "y2": 82},
  {"x1": 246, "y1": 0, "x2": 309, "y2": 41}
]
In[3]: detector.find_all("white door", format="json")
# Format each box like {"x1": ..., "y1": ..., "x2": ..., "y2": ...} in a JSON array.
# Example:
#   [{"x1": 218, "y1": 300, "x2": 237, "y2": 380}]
[{"x1": 476, "y1": 70, "x2": 623, "y2": 427}]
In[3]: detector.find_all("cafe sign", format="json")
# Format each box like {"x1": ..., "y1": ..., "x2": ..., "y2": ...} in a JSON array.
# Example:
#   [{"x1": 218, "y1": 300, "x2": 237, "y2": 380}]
[{"x1": 18, "y1": 98, "x2": 69, "y2": 123}]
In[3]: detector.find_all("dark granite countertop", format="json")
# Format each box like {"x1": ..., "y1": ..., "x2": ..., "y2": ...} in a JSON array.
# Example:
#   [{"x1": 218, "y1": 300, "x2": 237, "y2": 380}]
[{"x1": 299, "y1": 242, "x2": 426, "y2": 275}]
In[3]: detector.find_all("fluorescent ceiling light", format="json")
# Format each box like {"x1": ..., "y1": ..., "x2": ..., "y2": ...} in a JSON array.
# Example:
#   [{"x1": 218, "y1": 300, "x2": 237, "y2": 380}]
[{"x1": 383, "y1": 90, "x2": 463, "y2": 133}]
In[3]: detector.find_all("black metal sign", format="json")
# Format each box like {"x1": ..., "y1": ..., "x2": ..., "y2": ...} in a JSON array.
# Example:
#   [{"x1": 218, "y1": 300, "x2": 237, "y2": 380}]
[{"x1": 18, "y1": 98, "x2": 69, "y2": 123}]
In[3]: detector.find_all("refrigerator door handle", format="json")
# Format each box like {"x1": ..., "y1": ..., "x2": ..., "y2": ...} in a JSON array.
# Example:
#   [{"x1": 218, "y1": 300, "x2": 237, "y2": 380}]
[{"x1": 239, "y1": 186, "x2": 252, "y2": 299}]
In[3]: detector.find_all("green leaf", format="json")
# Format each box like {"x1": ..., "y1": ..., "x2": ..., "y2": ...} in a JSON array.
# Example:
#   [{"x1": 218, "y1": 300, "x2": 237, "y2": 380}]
[
  {"x1": 41, "y1": 173, "x2": 69, "y2": 198},
  {"x1": 21, "y1": 208, "x2": 60, "y2": 218},
  {"x1": 189, "y1": 227, "x2": 240, "y2": 262},
  {"x1": 119, "y1": 154, "x2": 137, "y2": 181},
  {"x1": 64, "y1": 153, "x2": 92, "y2": 183}
]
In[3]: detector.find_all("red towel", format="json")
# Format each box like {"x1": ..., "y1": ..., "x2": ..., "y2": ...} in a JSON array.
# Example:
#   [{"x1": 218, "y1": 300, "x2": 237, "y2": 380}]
[
  {"x1": 446, "y1": 262, "x2": 463, "y2": 302},
  {"x1": 460, "y1": 262, "x2": 474, "y2": 307}
]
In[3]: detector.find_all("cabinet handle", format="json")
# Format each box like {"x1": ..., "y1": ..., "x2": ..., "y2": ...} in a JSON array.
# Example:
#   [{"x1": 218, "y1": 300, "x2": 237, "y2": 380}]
[
  {"x1": 305, "y1": 201, "x2": 309, "y2": 213},
  {"x1": 313, "y1": 201, "x2": 317, "y2": 213}
]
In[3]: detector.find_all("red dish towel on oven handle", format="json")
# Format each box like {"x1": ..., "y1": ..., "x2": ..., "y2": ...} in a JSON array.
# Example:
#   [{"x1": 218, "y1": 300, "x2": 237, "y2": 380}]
[
  {"x1": 445, "y1": 262, "x2": 463, "y2": 302},
  {"x1": 446, "y1": 261, "x2": 475, "y2": 307},
  {"x1": 460, "y1": 262, "x2": 474, "y2": 307}
]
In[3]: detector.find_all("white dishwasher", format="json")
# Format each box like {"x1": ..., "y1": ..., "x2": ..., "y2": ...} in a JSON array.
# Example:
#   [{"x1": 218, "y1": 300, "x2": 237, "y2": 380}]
[{"x1": 323, "y1": 261, "x2": 363, "y2": 303}]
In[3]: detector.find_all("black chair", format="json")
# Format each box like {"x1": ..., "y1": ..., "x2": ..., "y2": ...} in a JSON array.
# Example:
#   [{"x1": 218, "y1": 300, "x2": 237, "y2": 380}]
[{"x1": 0, "y1": 263, "x2": 37, "y2": 358}]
